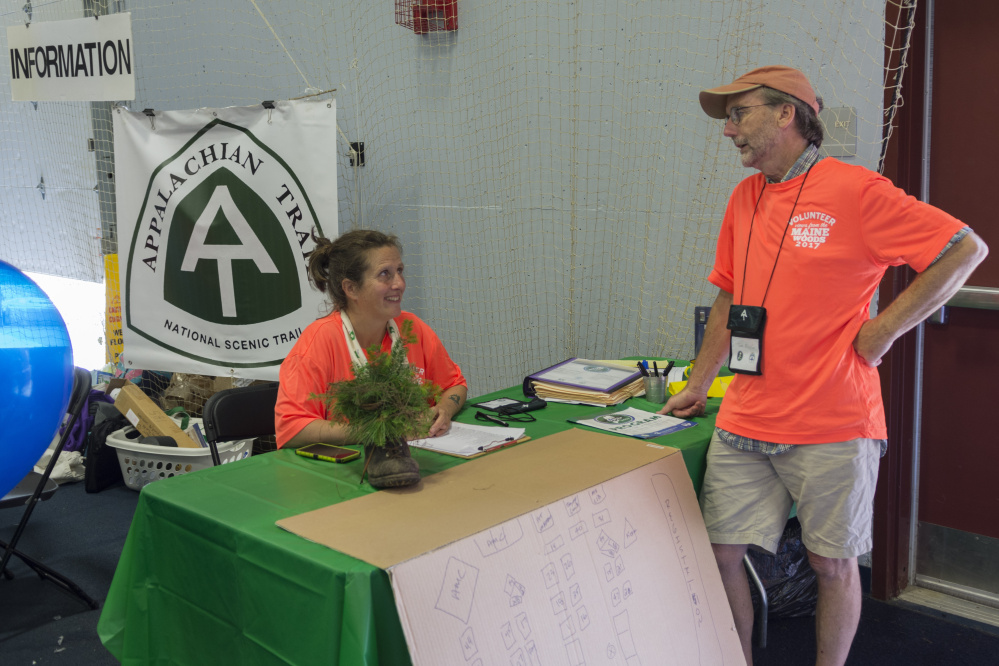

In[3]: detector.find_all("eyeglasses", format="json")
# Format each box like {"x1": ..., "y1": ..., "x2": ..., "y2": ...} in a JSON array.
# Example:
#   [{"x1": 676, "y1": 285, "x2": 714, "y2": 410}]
[
  {"x1": 726, "y1": 103, "x2": 777, "y2": 126},
  {"x1": 475, "y1": 410, "x2": 536, "y2": 424}
]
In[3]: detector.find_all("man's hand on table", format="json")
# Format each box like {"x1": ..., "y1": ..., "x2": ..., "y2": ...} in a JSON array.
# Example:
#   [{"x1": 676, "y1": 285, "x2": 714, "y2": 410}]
[{"x1": 658, "y1": 387, "x2": 707, "y2": 419}]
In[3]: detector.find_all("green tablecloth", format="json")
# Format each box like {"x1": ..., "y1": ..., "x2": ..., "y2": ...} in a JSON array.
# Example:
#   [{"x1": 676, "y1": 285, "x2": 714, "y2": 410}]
[{"x1": 98, "y1": 372, "x2": 721, "y2": 666}]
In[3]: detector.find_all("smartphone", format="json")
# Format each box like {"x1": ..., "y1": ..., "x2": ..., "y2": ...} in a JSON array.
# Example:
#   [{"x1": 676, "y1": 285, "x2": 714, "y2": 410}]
[{"x1": 295, "y1": 443, "x2": 361, "y2": 463}]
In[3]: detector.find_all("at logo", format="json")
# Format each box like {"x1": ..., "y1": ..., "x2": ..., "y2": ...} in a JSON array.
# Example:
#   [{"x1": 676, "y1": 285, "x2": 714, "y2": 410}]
[
  {"x1": 164, "y1": 170, "x2": 299, "y2": 324},
  {"x1": 123, "y1": 116, "x2": 328, "y2": 368}
]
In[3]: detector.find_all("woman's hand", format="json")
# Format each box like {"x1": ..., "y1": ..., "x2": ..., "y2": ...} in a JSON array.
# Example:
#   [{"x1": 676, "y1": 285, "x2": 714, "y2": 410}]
[
  {"x1": 428, "y1": 404, "x2": 454, "y2": 437},
  {"x1": 427, "y1": 386, "x2": 468, "y2": 437}
]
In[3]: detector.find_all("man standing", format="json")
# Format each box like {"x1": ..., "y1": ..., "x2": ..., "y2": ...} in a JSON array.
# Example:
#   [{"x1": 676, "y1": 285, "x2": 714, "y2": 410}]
[{"x1": 661, "y1": 66, "x2": 988, "y2": 666}]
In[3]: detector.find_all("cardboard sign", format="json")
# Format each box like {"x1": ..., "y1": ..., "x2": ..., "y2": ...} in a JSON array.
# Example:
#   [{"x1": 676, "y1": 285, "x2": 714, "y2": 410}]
[{"x1": 278, "y1": 430, "x2": 745, "y2": 665}]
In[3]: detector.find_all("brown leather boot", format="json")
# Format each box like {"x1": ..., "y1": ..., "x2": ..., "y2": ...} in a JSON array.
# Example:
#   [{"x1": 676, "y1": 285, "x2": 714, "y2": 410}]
[{"x1": 364, "y1": 439, "x2": 420, "y2": 489}]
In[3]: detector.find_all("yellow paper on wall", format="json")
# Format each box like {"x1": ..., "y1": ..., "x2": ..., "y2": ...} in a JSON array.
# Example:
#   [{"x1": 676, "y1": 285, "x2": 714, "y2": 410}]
[{"x1": 105, "y1": 254, "x2": 123, "y2": 364}]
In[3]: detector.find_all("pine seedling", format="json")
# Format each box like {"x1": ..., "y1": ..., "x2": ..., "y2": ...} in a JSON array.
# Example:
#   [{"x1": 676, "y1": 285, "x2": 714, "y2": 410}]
[{"x1": 316, "y1": 319, "x2": 441, "y2": 449}]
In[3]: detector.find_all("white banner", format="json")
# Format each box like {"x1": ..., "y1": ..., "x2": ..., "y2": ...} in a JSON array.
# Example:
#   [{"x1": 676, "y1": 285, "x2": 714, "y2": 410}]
[
  {"x1": 114, "y1": 100, "x2": 337, "y2": 379},
  {"x1": 7, "y1": 13, "x2": 135, "y2": 102}
]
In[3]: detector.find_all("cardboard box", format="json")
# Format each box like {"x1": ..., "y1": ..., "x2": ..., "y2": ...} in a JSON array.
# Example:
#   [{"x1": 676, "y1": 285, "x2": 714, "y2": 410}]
[
  {"x1": 278, "y1": 429, "x2": 745, "y2": 665},
  {"x1": 113, "y1": 383, "x2": 201, "y2": 449}
]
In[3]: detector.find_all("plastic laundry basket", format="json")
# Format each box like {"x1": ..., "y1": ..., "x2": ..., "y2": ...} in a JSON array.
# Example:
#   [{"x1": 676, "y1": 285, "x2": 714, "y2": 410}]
[{"x1": 105, "y1": 418, "x2": 252, "y2": 491}]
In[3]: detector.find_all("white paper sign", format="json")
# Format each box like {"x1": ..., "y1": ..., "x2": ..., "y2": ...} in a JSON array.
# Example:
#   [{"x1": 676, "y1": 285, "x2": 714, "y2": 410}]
[{"x1": 7, "y1": 13, "x2": 135, "y2": 101}]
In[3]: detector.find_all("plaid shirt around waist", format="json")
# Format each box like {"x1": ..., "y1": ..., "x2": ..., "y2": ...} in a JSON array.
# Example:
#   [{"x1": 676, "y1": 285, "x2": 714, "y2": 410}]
[{"x1": 716, "y1": 427, "x2": 887, "y2": 457}]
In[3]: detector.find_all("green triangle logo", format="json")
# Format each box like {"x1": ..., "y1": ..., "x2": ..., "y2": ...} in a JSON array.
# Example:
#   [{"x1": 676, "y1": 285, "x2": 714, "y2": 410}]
[{"x1": 162, "y1": 169, "x2": 300, "y2": 324}]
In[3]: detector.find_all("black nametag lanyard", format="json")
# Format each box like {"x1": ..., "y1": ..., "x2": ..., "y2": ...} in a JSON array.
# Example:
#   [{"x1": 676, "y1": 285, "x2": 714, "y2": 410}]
[{"x1": 727, "y1": 167, "x2": 813, "y2": 375}]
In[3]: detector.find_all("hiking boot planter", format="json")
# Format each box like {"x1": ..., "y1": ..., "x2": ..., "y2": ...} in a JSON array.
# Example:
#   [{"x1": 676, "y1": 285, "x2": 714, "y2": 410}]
[
  {"x1": 317, "y1": 319, "x2": 441, "y2": 490},
  {"x1": 364, "y1": 439, "x2": 421, "y2": 489}
]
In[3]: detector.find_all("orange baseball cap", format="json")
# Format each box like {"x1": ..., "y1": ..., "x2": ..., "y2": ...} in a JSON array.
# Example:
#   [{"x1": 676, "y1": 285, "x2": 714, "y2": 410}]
[{"x1": 699, "y1": 66, "x2": 820, "y2": 119}]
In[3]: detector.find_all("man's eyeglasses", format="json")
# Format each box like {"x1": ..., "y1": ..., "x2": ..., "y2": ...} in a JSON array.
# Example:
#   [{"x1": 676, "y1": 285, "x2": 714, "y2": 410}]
[{"x1": 726, "y1": 103, "x2": 777, "y2": 126}]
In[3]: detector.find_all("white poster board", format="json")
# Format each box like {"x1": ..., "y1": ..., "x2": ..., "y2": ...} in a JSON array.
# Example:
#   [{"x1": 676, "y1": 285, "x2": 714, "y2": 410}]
[{"x1": 388, "y1": 453, "x2": 742, "y2": 666}]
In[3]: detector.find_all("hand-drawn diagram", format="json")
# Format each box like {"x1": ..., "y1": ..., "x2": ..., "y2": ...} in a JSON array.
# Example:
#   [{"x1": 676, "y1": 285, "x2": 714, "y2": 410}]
[
  {"x1": 561, "y1": 552, "x2": 576, "y2": 580},
  {"x1": 460, "y1": 626, "x2": 478, "y2": 661},
  {"x1": 652, "y1": 472, "x2": 724, "y2": 664},
  {"x1": 475, "y1": 518, "x2": 524, "y2": 558},
  {"x1": 588, "y1": 485, "x2": 607, "y2": 504},
  {"x1": 564, "y1": 494, "x2": 581, "y2": 517},
  {"x1": 501, "y1": 621, "x2": 517, "y2": 650},
  {"x1": 596, "y1": 530, "x2": 620, "y2": 558},
  {"x1": 515, "y1": 611, "x2": 531, "y2": 639},
  {"x1": 526, "y1": 640, "x2": 542, "y2": 666},
  {"x1": 505, "y1": 574, "x2": 525, "y2": 607},
  {"x1": 624, "y1": 518, "x2": 638, "y2": 548},
  {"x1": 532, "y1": 507, "x2": 555, "y2": 533},
  {"x1": 593, "y1": 508, "x2": 612, "y2": 527},
  {"x1": 435, "y1": 556, "x2": 479, "y2": 623},
  {"x1": 613, "y1": 610, "x2": 641, "y2": 665},
  {"x1": 390, "y1": 458, "x2": 741, "y2": 666}
]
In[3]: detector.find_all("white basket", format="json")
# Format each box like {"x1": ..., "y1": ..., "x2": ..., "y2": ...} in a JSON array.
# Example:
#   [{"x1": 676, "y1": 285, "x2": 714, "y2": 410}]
[{"x1": 105, "y1": 418, "x2": 253, "y2": 491}]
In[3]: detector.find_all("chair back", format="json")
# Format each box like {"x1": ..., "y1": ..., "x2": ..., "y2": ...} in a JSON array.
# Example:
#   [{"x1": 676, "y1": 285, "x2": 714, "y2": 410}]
[
  {"x1": 1, "y1": 366, "x2": 93, "y2": 581},
  {"x1": 202, "y1": 382, "x2": 279, "y2": 445}
]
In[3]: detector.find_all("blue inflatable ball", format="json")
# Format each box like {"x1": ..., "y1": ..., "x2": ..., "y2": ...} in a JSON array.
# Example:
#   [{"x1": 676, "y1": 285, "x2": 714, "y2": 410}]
[{"x1": 0, "y1": 261, "x2": 74, "y2": 499}]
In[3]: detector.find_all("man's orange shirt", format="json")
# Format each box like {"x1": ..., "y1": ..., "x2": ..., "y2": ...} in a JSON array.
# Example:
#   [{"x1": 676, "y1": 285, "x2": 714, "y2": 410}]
[
  {"x1": 275, "y1": 311, "x2": 466, "y2": 447},
  {"x1": 709, "y1": 158, "x2": 965, "y2": 444}
]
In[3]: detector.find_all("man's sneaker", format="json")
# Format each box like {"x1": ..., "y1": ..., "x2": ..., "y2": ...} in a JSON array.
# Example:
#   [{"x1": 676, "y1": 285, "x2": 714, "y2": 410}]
[{"x1": 364, "y1": 439, "x2": 421, "y2": 489}]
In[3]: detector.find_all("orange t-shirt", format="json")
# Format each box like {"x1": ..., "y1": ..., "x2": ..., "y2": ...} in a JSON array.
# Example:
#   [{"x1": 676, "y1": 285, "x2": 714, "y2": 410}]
[
  {"x1": 274, "y1": 311, "x2": 466, "y2": 447},
  {"x1": 708, "y1": 158, "x2": 965, "y2": 444}
]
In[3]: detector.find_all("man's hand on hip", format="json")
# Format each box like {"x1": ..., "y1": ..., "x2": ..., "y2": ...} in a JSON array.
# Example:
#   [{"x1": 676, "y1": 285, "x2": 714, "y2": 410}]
[{"x1": 852, "y1": 319, "x2": 891, "y2": 367}]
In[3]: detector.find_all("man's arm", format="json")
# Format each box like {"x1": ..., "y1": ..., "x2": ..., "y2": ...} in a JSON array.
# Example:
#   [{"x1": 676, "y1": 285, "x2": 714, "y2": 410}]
[
  {"x1": 658, "y1": 288, "x2": 733, "y2": 418},
  {"x1": 854, "y1": 231, "x2": 989, "y2": 366}
]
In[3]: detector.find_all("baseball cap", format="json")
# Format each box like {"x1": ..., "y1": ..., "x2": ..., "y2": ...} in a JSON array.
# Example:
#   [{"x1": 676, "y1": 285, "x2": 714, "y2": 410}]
[{"x1": 699, "y1": 66, "x2": 820, "y2": 119}]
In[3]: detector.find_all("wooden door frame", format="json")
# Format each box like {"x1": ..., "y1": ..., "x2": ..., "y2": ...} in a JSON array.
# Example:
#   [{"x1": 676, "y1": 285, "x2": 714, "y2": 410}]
[{"x1": 872, "y1": 0, "x2": 927, "y2": 600}]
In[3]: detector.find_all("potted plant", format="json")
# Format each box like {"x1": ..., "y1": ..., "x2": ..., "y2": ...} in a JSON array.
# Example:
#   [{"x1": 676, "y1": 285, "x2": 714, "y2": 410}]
[{"x1": 317, "y1": 320, "x2": 440, "y2": 488}]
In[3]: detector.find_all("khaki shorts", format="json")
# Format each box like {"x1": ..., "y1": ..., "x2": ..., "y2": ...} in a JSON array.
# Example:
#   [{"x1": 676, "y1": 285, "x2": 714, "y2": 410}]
[{"x1": 700, "y1": 430, "x2": 881, "y2": 559}]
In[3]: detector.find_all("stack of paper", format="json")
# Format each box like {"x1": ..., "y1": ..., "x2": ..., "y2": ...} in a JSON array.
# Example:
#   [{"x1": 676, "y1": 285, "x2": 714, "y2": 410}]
[{"x1": 525, "y1": 358, "x2": 644, "y2": 406}]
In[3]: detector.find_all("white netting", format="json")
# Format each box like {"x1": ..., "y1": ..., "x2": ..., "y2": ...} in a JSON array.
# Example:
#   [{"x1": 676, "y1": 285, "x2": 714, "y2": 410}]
[{"x1": 1, "y1": 0, "x2": 917, "y2": 396}]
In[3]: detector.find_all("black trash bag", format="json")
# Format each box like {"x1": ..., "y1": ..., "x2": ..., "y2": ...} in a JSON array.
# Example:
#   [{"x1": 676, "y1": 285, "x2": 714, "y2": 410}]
[{"x1": 747, "y1": 516, "x2": 818, "y2": 618}]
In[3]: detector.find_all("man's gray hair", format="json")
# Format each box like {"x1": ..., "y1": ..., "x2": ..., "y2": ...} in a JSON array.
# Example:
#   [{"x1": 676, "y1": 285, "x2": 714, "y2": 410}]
[{"x1": 760, "y1": 87, "x2": 825, "y2": 148}]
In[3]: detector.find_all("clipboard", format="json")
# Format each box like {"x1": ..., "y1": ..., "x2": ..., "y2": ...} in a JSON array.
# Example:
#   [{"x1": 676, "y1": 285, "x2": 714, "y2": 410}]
[{"x1": 409, "y1": 422, "x2": 529, "y2": 459}]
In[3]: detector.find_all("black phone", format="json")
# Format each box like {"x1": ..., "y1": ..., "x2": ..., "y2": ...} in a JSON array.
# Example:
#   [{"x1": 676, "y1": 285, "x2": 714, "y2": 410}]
[{"x1": 295, "y1": 443, "x2": 361, "y2": 463}]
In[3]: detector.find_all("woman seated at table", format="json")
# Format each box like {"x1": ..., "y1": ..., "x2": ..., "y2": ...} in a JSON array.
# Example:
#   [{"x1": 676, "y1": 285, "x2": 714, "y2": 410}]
[{"x1": 275, "y1": 229, "x2": 467, "y2": 488}]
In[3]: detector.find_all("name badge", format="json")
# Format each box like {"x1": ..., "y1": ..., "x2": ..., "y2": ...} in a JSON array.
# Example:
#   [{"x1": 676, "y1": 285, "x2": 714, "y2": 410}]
[{"x1": 727, "y1": 305, "x2": 766, "y2": 375}]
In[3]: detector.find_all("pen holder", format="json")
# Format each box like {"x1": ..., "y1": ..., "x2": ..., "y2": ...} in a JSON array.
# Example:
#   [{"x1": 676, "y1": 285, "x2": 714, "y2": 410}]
[{"x1": 642, "y1": 376, "x2": 667, "y2": 404}]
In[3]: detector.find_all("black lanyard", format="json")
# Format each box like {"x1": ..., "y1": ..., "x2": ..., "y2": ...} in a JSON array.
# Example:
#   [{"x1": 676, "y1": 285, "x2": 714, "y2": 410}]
[{"x1": 738, "y1": 167, "x2": 813, "y2": 307}]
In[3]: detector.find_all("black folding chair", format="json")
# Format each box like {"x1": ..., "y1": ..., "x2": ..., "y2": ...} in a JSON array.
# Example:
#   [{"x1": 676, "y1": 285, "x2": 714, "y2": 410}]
[
  {"x1": 202, "y1": 382, "x2": 279, "y2": 466},
  {"x1": 0, "y1": 366, "x2": 99, "y2": 609}
]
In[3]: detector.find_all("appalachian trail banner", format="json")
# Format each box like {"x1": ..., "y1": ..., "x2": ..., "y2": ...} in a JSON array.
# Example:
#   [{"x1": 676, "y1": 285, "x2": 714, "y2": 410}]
[{"x1": 113, "y1": 100, "x2": 336, "y2": 379}]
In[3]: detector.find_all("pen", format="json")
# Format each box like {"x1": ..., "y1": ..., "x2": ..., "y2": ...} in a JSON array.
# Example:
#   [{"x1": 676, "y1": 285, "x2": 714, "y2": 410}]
[
  {"x1": 479, "y1": 436, "x2": 532, "y2": 452},
  {"x1": 664, "y1": 360, "x2": 675, "y2": 377},
  {"x1": 637, "y1": 361, "x2": 649, "y2": 377},
  {"x1": 653, "y1": 361, "x2": 659, "y2": 377}
]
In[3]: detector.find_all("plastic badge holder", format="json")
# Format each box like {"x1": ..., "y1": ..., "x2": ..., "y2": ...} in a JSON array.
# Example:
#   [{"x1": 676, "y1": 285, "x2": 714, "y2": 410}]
[{"x1": 105, "y1": 417, "x2": 252, "y2": 491}]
